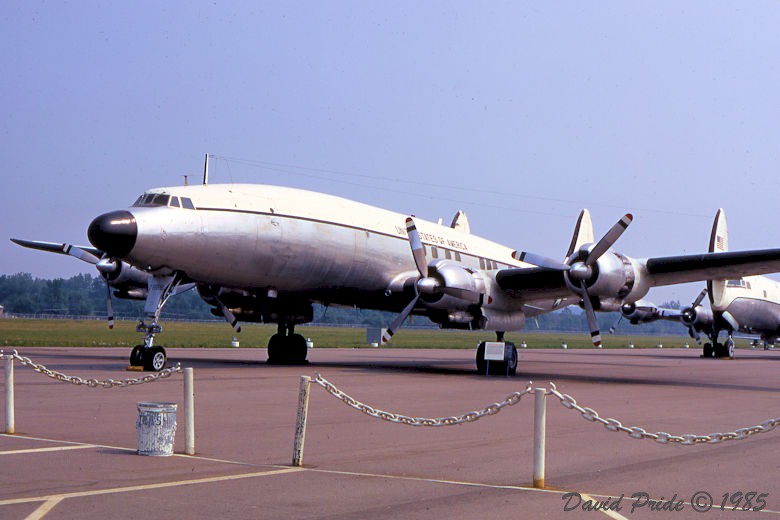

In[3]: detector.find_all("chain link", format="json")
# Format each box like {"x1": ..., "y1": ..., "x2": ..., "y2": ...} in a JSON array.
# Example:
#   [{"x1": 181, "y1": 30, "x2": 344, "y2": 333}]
[
  {"x1": 314, "y1": 373, "x2": 533, "y2": 427},
  {"x1": 2, "y1": 350, "x2": 181, "y2": 388},
  {"x1": 547, "y1": 382, "x2": 780, "y2": 445}
]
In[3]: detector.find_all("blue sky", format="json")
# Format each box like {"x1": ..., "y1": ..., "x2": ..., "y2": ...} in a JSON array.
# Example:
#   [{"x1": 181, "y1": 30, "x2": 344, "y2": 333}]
[{"x1": 2, "y1": 1, "x2": 780, "y2": 305}]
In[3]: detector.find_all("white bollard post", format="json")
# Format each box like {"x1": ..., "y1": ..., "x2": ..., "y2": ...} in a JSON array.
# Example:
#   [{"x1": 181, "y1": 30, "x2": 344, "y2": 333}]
[
  {"x1": 4, "y1": 356, "x2": 14, "y2": 434},
  {"x1": 184, "y1": 367, "x2": 195, "y2": 455},
  {"x1": 533, "y1": 387, "x2": 546, "y2": 488},
  {"x1": 292, "y1": 376, "x2": 312, "y2": 466}
]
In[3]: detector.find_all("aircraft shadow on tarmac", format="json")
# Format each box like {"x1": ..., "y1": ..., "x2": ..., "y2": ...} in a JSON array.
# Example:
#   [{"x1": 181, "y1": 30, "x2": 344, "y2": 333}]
[{"x1": 14, "y1": 349, "x2": 780, "y2": 393}]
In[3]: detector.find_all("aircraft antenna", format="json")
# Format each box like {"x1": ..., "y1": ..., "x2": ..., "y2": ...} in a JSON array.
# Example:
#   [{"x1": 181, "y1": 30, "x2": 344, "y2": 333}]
[
  {"x1": 183, "y1": 175, "x2": 189, "y2": 186},
  {"x1": 203, "y1": 153, "x2": 210, "y2": 185}
]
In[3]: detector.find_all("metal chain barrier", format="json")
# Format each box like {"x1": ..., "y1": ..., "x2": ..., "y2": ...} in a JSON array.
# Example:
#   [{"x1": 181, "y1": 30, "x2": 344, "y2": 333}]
[
  {"x1": 2, "y1": 350, "x2": 181, "y2": 388},
  {"x1": 547, "y1": 382, "x2": 780, "y2": 445},
  {"x1": 314, "y1": 373, "x2": 533, "y2": 426},
  {"x1": 312, "y1": 375, "x2": 780, "y2": 443}
]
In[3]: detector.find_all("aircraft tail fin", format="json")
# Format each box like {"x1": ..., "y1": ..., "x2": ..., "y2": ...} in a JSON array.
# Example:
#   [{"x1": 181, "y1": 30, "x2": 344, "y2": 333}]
[
  {"x1": 565, "y1": 209, "x2": 594, "y2": 262},
  {"x1": 450, "y1": 210, "x2": 470, "y2": 234},
  {"x1": 707, "y1": 208, "x2": 729, "y2": 307}
]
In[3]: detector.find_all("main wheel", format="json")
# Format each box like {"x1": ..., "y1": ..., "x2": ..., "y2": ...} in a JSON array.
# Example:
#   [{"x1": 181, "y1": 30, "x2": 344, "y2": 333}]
[
  {"x1": 725, "y1": 337, "x2": 735, "y2": 358},
  {"x1": 288, "y1": 334, "x2": 309, "y2": 365},
  {"x1": 267, "y1": 334, "x2": 285, "y2": 364},
  {"x1": 475, "y1": 342, "x2": 487, "y2": 374},
  {"x1": 713, "y1": 342, "x2": 726, "y2": 358},
  {"x1": 505, "y1": 343, "x2": 518, "y2": 376},
  {"x1": 130, "y1": 345, "x2": 144, "y2": 366},
  {"x1": 144, "y1": 346, "x2": 167, "y2": 371},
  {"x1": 702, "y1": 342, "x2": 714, "y2": 358}
]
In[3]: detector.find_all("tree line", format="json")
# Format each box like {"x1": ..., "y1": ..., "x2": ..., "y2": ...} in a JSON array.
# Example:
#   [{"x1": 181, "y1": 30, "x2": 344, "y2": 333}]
[{"x1": 0, "y1": 273, "x2": 686, "y2": 335}]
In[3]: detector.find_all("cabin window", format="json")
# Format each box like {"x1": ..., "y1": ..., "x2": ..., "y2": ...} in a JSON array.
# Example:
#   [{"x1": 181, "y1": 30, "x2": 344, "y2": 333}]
[
  {"x1": 479, "y1": 258, "x2": 485, "y2": 269},
  {"x1": 726, "y1": 279, "x2": 747, "y2": 288},
  {"x1": 454, "y1": 252, "x2": 461, "y2": 262},
  {"x1": 444, "y1": 249, "x2": 452, "y2": 260},
  {"x1": 431, "y1": 246, "x2": 438, "y2": 259}
]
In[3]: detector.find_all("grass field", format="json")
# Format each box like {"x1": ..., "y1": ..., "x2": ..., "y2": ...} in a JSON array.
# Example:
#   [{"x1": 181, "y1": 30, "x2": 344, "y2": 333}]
[{"x1": 0, "y1": 318, "x2": 713, "y2": 350}]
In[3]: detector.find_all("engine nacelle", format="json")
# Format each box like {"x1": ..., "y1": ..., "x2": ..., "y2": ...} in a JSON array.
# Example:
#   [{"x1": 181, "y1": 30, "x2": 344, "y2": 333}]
[
  {"x1": 101, "y1": 260, "x2": 150, "y2": 288},
  {"x1": 565, "y1": 250, "x2": 649, "y2": 304},
  {"x1": 681, "y1": 306, "x2": 714, "y2": 328},
  {"x1": 621, "y1": 301, "x2": 661, "y2": 324},
  {"x1": 419, "y1": 260, "x2": 485, "y2": 311},
  {"x1": 478, "y1": 308, "x2": 526, "y2": 331}
]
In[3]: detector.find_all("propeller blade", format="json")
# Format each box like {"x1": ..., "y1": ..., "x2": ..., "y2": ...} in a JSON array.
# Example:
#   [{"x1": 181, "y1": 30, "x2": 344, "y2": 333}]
[
  {"x1": 405, "y1": 217, "x2": 428, "y2": 278},
  {"x1": 382, "y1": 293, "x2": 420, "y2": 344},
  {"x1": 608, "y1": 314, "x2": 623, "y2": 334},
  {"x1": 580, "y1": 282, "x2": 602, "y2": 347},
  {"x1": 686, "y1": 324, "x2": 702, "y2": 344},
  {"x1": 585, "y1": 214, "x2": 633, "y2": 266},
  {"x1": 105, "y1": 282, "x2": 115, "y2": 329},
  {"x1": 691, "y1": 288, "x2": 708, "y2": 308},
  {"x1": 512, "y1": 251, "x2": 570, "y2": 271},
  {"x1": 215, "y1": 298, "x2": 242, "y2": 333},
  {"x1": 63, "y1": 244, "x2": 100, "y2": 265}
]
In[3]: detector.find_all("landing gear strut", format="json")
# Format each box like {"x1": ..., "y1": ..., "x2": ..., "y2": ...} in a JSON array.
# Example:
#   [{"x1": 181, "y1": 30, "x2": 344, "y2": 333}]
[
  {"x1": 267, "y1": 322, "x2": 309, "y2": 365},
  {"x1": 130, "y1": 273, "x2": 188, "y2": 371}
]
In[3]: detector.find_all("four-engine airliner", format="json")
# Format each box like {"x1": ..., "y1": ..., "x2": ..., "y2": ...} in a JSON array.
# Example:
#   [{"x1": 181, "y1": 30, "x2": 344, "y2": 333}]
[{"x1": 12, "y1": 162, "x2": 780, "y2": 373}]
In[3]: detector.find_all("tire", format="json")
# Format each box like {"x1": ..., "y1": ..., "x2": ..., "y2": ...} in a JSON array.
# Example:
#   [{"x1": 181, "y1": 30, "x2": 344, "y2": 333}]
[
  {"x1": 130, "y1": 345, "x2": 144, "y2": 366},
  {"x1": 267, "y1": 334, "x2": 284, "y2": 364},
  {"x1": 289, "y1": 334, "x2": 309, "y2": 365},
  {"x1": 714, "y1": 342, "x2": 726, "y2": 358},
  {"x1": 506, "y1": 343, "x2": 518, "y2": 376},
  {"x1": 702, "y1": 342, "x2": 714, "y2": 358},
  {"x1": 475, "y1": 342, "x2": 487, "y2": 374},
  {"x1": 144, "y1": 346, "x2": 167, "y2": 371},
  {"x1": 725, "y1": 338, "x2": 735, "y2": 358}
]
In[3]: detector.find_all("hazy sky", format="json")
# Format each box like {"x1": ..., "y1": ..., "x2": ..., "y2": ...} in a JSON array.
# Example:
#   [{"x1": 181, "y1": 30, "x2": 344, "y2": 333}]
[{"x1": 2, "y1": 1, "x2": 780, "y2": 305}]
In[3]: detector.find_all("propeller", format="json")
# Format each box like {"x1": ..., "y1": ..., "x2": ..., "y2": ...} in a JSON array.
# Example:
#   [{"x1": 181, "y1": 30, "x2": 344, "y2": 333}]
[
  {"x1": 382, "y1": 217, "x2": 480, "y2": 344},
  {"x1": 62, "y1": 244, "x2": 119, "y2": 329},
  {"x1": 10, "y1": 239, "x2": 120, "y2": 328},
  {"x1": 514, "y1": 213, "x2": 633, "y2": 346},
  {"x1": 680, "y1": 288, "x2": 708, "y2": 344}
]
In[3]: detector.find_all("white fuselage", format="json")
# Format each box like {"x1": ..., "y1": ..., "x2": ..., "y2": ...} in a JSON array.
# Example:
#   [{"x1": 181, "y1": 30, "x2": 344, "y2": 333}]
[{"x1": 125, "y1": 184, "x2": 553, "y2": 319}]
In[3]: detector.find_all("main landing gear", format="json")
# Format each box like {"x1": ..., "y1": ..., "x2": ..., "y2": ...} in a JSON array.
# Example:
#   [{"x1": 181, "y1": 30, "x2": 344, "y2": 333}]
[
  {"x1": 475, "y1": 331, "x2": 518, "y2": 376},
  {"x1": 702, "y1": 334, "x2": 735, "y2": 359},
  {"x1": 267, "y1": 322, "x2": 309, "y2": 365}
]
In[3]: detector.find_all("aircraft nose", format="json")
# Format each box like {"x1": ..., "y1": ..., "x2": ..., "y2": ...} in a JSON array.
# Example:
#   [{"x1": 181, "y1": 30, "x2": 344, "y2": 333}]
[{"x1": 88, "y1": 210, "x2": 138, "y2": 258}]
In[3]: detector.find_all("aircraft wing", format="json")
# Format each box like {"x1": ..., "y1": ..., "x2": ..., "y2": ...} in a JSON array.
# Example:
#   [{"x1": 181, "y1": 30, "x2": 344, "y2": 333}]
[
  {"x1": 644, "y1": 248, "x2": 780, "y2": 286},
  {"x1": 495, "y1": 248, "x2": 780, "y2": 300},
  {"x1": 494, "y1": 267, "x2": 569, "y2": 300}
]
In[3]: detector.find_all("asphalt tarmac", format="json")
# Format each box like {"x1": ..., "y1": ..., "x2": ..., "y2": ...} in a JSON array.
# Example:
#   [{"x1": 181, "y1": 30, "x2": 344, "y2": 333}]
[{"x1": 1, "y1": 345, "x2": 779, "y2": 519}]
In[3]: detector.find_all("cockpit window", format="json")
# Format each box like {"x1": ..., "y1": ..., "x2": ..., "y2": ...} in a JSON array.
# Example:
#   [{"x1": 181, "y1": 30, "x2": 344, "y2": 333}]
[
  {"x1": 151, "y1": 194, "x2": 170, "y2": 206},
  {"x1": 132, "y1": 193, "x2": 195, "y2": 209}
]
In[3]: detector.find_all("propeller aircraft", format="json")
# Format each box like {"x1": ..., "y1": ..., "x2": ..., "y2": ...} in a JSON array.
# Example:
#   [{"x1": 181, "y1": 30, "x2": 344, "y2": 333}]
[
  {"x1": 612, "y1": 209, "x2": 780, "y2": 358},
  {"x1": 12, "y1": 160, "x2": 780, "y2": 373}
]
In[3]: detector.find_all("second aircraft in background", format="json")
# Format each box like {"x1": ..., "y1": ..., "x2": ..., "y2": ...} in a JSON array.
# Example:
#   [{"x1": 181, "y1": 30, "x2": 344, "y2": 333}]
[{"x1": 614, "y1": 209, "x2": 780, "y2": 358}]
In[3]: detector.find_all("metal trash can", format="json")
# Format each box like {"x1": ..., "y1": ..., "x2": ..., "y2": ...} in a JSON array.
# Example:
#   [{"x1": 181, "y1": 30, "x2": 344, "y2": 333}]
[{"x1": 136, "y1": 402, "x2": 177, "y2": 456}]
